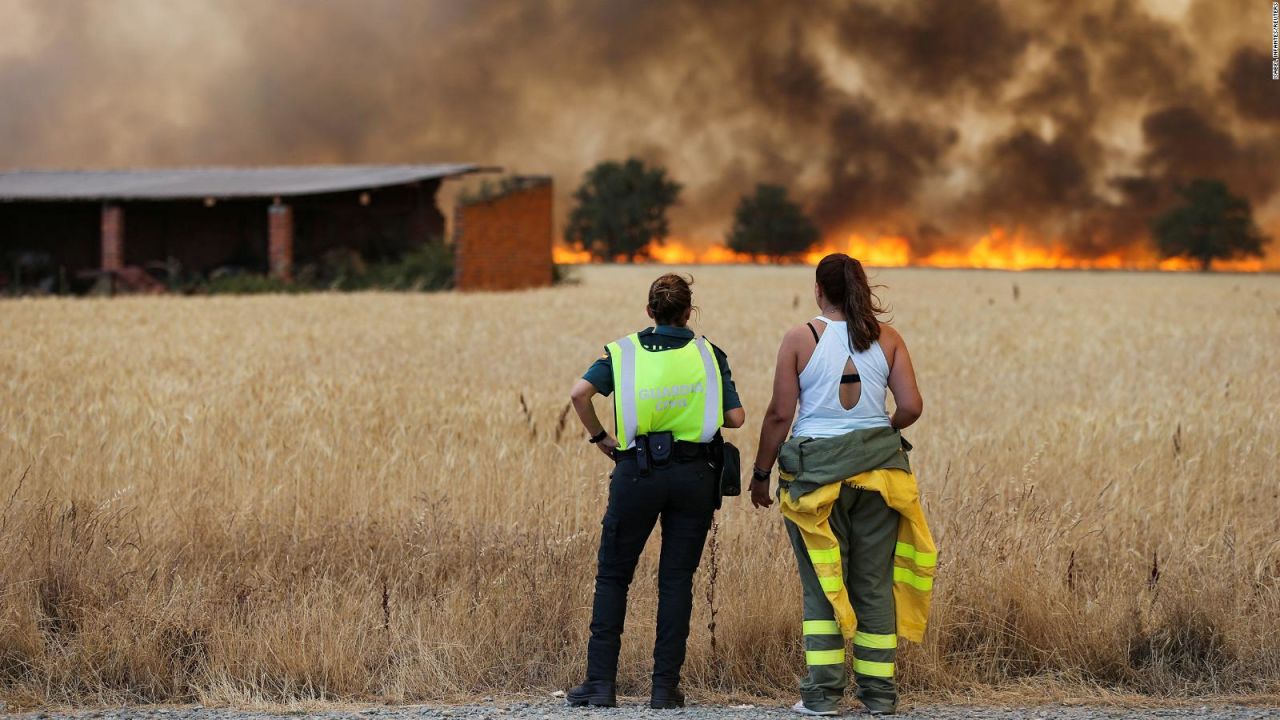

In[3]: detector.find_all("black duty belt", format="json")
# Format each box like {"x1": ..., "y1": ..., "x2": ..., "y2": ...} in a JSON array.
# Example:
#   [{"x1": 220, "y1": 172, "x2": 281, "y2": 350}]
[
  {"x1": 613, "y1": 432, "x2": 710, "y2": 476},
  {"x1": 614, "y1": 440, "x2": 709, "y2": 462}
]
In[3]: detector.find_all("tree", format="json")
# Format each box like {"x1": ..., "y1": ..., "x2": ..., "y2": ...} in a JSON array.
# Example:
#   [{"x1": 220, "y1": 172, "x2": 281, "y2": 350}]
[
  {"x1": 727, "y1": 184, "x2": 820, "y2": 260},
  {"x1": 564, "y1": 158, "x2": 682, "y2": 261},
  {"x1": 1151, "y1": 179, "x2": 1269, "y2": 271}
]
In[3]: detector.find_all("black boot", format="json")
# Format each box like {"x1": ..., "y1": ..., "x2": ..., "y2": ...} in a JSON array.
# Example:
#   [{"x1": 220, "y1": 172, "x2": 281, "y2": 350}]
[
  {"x1": 566, "y1": 680, "x2": 617, "y2": 708},
  {"x1": 649, "y1": 685, "x2": 684, "y2": 709}
]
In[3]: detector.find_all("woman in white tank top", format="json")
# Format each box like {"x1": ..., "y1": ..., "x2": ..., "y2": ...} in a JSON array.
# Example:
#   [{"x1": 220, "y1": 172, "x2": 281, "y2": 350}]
[
  {"x1": 750, "y1": 254, "x2": 922, "y2": 474},
  {"x1": 744, "y1": 253, "x2": 925, "y2": 716},
  {"x1": 791, "y1": 314, "x2": 893, "y2": 438}
]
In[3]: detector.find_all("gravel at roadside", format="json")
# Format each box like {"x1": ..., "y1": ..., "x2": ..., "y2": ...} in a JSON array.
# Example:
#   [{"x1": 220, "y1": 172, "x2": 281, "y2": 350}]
[{"x1": 4, "y1": 700, "x2": 1276, "y2": 720}]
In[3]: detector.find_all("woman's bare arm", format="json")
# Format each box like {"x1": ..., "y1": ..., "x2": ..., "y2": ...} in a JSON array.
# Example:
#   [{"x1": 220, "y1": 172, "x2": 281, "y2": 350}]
[
  {"x1": 570, "y1": 378, "x2": 618, "y2": 458},
  {"x1": 749, "y1": 326, "x2": 806, "y2": 507},
  {"x1": 882, "y1": 325, "x2": 923, "y2": 429}
]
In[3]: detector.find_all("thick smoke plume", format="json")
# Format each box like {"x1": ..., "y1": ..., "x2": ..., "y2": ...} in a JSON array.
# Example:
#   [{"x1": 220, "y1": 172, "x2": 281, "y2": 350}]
[{"x1": 1, "y1": 0, "x2": 1276, "y2": 259}]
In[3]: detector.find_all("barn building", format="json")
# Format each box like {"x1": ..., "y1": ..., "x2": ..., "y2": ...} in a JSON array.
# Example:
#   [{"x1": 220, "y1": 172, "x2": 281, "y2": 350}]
[{"x1": 0, "y1": 164, "x2": 554, "y2": 293}]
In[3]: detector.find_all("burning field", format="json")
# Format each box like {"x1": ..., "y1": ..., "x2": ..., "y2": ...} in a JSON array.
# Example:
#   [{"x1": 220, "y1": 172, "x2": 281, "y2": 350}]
[
  {"x1": 553, "y1": 229, "x2": 1273, "y2": 271},
  {"x1": 1, "y1": 0, "x2": 1279, "y2": 710},
  {"x1": 1, "y1": 265, "x2": 1277, "y2": 706}
]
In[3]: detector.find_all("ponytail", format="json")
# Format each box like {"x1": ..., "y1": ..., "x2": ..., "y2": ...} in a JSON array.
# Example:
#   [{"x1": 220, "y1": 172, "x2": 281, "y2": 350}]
[{"x1": 815, "y1": 253, "x2": 886, "y2": 352}]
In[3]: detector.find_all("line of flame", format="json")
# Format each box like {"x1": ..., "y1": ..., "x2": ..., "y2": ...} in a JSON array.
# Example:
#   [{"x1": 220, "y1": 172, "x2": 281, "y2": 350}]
[{"x1": 553, "y1": 227, "x2": 1272, "y2": 272}]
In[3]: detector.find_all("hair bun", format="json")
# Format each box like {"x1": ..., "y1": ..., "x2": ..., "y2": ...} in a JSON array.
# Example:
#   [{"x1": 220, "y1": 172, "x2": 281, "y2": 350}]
[{"x1": 648, "y1": 273, "x2": 695, "y2": 326}]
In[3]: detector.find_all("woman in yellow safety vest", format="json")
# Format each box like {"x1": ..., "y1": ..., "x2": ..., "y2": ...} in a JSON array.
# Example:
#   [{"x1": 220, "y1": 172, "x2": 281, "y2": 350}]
[
  {"x1": 750, "y1": 253, "x2": 934, "y2": 717},
  {"x1": 565, "y1": 273, "x2": 746, "y2": 710}
]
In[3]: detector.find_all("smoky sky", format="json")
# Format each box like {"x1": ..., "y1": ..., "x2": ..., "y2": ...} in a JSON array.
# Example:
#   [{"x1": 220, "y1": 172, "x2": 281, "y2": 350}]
[{"x1": 1, "y1": 0, "x2": 1277, "y2": 257}]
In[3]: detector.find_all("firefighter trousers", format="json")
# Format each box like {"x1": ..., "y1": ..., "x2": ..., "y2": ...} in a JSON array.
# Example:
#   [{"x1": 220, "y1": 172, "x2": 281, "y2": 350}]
[{"x1": 784, "y1": 485, "x2": 900, "y2": 714}]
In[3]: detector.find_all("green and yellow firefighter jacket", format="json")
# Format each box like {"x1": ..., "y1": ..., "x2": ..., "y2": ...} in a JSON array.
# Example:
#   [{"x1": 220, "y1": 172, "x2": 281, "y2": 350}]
[{"x1": 778, "y1": 426, "x2": 937, "y2": 643}]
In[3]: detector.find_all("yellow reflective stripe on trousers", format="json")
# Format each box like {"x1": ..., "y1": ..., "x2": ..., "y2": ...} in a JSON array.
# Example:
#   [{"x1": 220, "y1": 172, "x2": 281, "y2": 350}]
[
  {"x1": 803, "y1": 620, "x2": 841, "y2": 636},
  {"x1": 894, "y1": 541, "x2": 937, "y2": 568},
  {"x1": 853, "y1": 631, "x2": 897, "y2": 649},
  {"x1": 818, "y1": 575, "x2": 843, "y2": 592},
  {"x1": 808, "y1": 546, "x2": 840, "y2": 564},
  {"x1": 806, "y1": 648, "x2": 845, "y2": 666},
  {"x1": 894, "y1": 565, "x2": 933, "y2": 591},
  {"x1": 853, "y1": 659, "x2": 895, "y2": 677}
]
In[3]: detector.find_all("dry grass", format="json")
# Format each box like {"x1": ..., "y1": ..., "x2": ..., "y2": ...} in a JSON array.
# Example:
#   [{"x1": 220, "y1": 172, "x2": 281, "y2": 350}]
[{"x1": 0, "y1": 265, "x2": 1278, "y2": 708}]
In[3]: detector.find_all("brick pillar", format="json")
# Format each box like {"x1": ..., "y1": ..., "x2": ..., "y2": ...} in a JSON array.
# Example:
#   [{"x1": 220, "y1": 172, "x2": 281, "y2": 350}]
[
  {"x1": 268, "y1": 201, "x2": 293, "y2": 280},
  {"x1": 101, "y1": 204, "x2": 124, "y2": 272}
]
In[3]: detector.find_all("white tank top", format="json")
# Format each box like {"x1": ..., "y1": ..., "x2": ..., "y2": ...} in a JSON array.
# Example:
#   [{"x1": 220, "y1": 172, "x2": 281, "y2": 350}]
[{"x1": 791, "y1": 316, "x2": 892, "y2": 439}]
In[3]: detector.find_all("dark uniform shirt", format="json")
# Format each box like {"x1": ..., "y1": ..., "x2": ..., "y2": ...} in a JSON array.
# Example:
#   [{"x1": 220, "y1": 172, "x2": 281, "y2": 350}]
[{"x1": 582, "y1": 325, "x2": 742, "y2": 411}]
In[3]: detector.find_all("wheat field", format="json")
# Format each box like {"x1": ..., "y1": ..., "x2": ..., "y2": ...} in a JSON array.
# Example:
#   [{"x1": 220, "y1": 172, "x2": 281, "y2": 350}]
[{"x1": 0, "y1": 265, "x2": 1278, "y2": 708}]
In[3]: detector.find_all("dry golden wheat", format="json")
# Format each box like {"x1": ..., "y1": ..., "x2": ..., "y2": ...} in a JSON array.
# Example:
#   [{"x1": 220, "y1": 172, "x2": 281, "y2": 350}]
[{"x1": 1, "y1": 266, "x2": 1278, "y2": 707}]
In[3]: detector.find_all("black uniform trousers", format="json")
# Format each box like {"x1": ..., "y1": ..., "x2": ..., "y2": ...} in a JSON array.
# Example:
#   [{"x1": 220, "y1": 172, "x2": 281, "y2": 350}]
[{"x1": 585, "y1": 454, "x2": 718, "y2": 688}]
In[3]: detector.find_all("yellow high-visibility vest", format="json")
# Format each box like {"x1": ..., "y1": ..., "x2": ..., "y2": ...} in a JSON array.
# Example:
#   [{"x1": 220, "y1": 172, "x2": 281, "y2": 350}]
[{"x1": 607, "y1": 333, "x2": 724, "y2": 450}]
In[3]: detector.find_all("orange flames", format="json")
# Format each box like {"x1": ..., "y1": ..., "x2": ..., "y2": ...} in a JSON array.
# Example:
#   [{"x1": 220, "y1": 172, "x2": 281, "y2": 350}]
[
  {"x1": 553, "y1": 226, "x2": 1271, "y2": 272},
  {"x1": 551, "y1": 245, "x2": 595, "y2": 264},
  {"x1": 552, "y1": 241, "x2": 764, "y2": 265}
]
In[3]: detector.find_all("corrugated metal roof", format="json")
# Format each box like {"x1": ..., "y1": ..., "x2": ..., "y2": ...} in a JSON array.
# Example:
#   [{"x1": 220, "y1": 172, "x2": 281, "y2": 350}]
[{"x1": 0, "y1": 164, "x2": 490, "y2": 201}]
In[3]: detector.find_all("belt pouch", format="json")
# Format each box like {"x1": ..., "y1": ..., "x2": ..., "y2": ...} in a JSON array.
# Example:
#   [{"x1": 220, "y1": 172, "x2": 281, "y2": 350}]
[
  {"x1": 647, "y1": 431, "x2": 674, "y2": 467},
  {"x1": 635, "y1": 435, "x2": 651, "y2": 476},
  {"x1": 719, "y1": 441, "x2": 741, "y2": 497}
]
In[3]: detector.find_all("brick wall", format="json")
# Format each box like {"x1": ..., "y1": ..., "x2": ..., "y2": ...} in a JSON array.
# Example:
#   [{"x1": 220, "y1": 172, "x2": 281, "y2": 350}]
[{"x1": 454, "y1": 178, "x2": 553, "y2": 291}]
